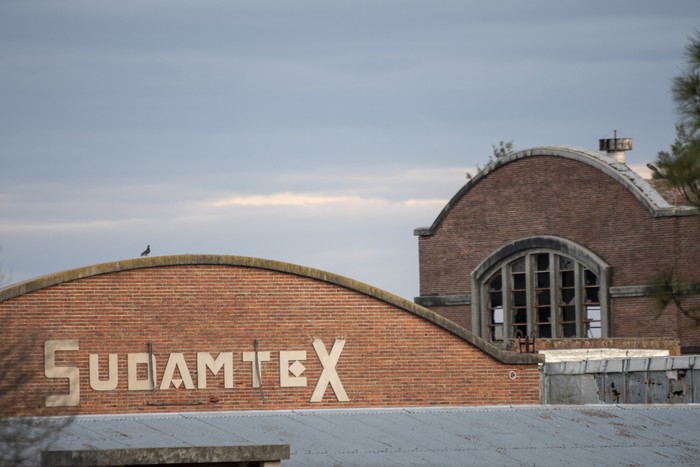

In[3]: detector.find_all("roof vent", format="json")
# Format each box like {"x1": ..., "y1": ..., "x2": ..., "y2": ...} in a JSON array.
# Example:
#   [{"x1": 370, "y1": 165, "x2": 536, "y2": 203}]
[{"x1": 599, "y1": 130, "x2": 632, "y2": 164}]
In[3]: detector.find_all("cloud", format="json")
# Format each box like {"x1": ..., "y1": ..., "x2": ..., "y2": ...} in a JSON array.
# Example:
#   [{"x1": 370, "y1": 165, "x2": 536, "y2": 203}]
[
  {"x1": 404, "y1": 198, "x2": 448, "y2": 207},
  {"x1": 213, "y1": 192, "x2": 381, "y2": 208},
  {"x1": 0, "y1": 219, "x2": 138, "y2": 233},
  {"x1": 213, "y1": 191, "x2": 448, "y2": 209},
  {"x1": 0, "y1": 171, "x2": 455, "y2": 234}
]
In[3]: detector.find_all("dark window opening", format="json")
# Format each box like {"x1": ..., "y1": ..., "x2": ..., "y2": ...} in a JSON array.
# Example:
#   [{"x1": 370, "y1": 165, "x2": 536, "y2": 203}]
[{"x1": 484, "y1": 251, "x2": 605, "y2": 341}]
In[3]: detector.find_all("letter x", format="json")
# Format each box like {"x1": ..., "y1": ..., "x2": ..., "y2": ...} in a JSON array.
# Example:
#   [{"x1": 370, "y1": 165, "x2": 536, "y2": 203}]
[{"x1": 310, "y1": 338, "x2": 349, "y2": 402}]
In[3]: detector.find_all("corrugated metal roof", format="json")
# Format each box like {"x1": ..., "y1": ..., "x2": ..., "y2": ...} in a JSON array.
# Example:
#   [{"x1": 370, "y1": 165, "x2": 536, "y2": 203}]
[{"x1": 10, "y1": 405, "x2": 700, "y2": 466}]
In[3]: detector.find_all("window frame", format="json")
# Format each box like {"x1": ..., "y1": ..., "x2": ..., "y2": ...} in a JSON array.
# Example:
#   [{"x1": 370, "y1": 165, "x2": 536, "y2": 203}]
[{"x1": 471, "y1": 236, "x2": 610, "y2": 342}]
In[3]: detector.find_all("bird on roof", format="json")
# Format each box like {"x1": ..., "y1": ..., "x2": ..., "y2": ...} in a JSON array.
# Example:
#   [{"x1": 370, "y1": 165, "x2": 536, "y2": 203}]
[{"x1": 141, "y1": 245, "x2": 150, "y2": 257}]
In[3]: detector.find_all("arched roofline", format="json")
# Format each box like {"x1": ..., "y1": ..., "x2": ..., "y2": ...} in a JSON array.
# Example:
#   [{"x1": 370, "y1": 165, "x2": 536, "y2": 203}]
[
  {"x1": 0, "y1": 254, "x2": 541, "y2": 365},
  {"x1": 415, "y1": 145, "x2": 697, "y2": 237}
]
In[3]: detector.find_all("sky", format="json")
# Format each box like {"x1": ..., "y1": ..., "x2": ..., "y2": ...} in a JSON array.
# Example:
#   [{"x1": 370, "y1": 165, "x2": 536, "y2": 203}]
[{"x1": 1, "y1": 1, "x2": 699, "y2": 300}]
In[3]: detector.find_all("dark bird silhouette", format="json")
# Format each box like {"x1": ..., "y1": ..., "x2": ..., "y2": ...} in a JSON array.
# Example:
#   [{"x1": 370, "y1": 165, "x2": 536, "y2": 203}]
[{"x1": 141, "y1": 245, "x2": 150, "y2": 257}]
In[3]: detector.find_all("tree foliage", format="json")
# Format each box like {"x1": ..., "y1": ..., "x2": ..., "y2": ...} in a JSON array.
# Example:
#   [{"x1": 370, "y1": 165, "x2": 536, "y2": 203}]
[
  {"x1": 652, "y1": 31, "x2": 700, "y2": 324},
  {"x1": 467, "y1": 140, "x2": 514, "y2": 180},
  {"x1": 650, "y1": 270, "x2": 700, "y2": 324},
  {"x1": 653, "y1": 123, "x2": 700, "y2": 209},
  {"x1": 655, "y1": 31, "x2": 700, "y2": 203},
  {"x1": 671, "y1": 30, "x2": 700, "y2": 135},
  {"x1": 491, "y1": 140, "x2": 514, "y2": 161}
]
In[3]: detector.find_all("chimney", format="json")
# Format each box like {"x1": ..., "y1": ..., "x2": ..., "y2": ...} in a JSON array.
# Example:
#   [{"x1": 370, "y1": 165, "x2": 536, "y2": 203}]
[{"x1": 599, "y1": 130, "x2": 632, "y2": 164}]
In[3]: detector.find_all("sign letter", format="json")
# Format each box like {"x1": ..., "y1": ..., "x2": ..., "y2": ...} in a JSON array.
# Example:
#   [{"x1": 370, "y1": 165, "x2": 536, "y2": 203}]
[
  {"x1": 128, "y1": 353, "x2": 156, "y2": 390},
  {"x1": 280, "y1": 351, "x2": 307, "y2": 387},
  {"x1": 197, "y1": 352, "x2": 233, "y2": 389},
  {"x1": 160, "y1": 353, "x2": 195, "y2": 390},
  {"x1": 310, "y1": 338, "x2": 348, "y2": 402},
  {"x1": 89, "y1": 354, "x2": 118, "y2": 391},
  {"x1": 44, "y1": 339, "x2": 80, "y2": 407},
  {"x1": 242, "y1": 351, "x2": 270, "y2": 388}
]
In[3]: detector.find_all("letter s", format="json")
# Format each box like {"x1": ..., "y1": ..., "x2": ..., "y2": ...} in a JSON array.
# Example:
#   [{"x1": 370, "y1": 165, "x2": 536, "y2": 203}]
[{"x1": 44, "y1": 340, "x2": 80, "y2": 407}]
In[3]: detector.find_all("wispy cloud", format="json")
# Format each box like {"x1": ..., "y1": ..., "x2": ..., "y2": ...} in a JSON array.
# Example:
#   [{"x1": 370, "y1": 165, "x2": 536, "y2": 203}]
[
  {"x1": 212, "y1": 192, "x2": 447, "y2": 208},
  {"x1": 213, "y1": 192, "x2": 379, "y2": 207}
]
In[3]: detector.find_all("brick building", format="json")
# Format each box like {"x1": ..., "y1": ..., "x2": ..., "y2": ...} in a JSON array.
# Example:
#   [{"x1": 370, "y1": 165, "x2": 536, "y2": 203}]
[
  {"x1": 0, "y1": 255, "x2": 540, "y2": 420},
  {"x1": 414, "y1": 145, "x2": 700, "y2": 354},
  {"x1": 0, "y1": 255, "x2": 547, "y2": 464}
]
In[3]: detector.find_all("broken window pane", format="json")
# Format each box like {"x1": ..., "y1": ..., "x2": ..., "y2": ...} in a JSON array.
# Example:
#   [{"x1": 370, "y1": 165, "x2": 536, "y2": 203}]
[
  {"x1": 512, "y1": 273, "x2": 526, "y2": 290},
  {"x1": 563, "y1": 323, "x2": 577, "y2": 338},
  {"x1": 493, "y1": 325, "x2": 504, "y2": 341},
  {"x1": 586, "y1": 305, "x2": 602, "y2": 338},
  {"x1": 481, "y1": 251, "x2": 604, "y2": 341},
  {"x1": 512, "y1": 257, "x2": 526, "y2": 273},
  {"x1": 561, "y1": 270, "x2": 575, "y2": 288},
  {"x1": 492, "y1": 306, "x2": 504, "y2": 324},
  {"x1": 536, "y1": 289, "x2": 550, "y2": 306},
  {"x1": 559, "y1": 257, "x2": 574, "y2": 270}
]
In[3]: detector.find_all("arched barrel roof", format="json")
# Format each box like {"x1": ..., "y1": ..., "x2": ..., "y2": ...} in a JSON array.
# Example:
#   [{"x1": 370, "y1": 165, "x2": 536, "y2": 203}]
[
  {"x1": 415, "y1": 145, "x2": 696, "y2": 236},
  {"x1": 0, "y1": 254, "x2": 541, "y2": 364}
]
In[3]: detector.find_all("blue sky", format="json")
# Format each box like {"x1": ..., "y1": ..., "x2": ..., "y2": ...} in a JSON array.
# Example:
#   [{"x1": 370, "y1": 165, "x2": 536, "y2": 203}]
[{"x1": 1, "y1": 1, "x2": 699, "y2": 299}]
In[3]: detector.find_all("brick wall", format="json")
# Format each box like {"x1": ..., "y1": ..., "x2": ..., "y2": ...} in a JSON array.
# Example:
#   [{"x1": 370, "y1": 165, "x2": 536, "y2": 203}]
[
  {"x1": 0, "y1": 259, "x2": 540, "y2": 417},
  {"x1": 426, "y1": 304, "x2": 471, "y2": 330},
  {"x1": 417, "y1": 151, "x2": 700, "y2": 350},
  {"x1": 612, "y1": 297, "x2": 680, "y2": 339}
]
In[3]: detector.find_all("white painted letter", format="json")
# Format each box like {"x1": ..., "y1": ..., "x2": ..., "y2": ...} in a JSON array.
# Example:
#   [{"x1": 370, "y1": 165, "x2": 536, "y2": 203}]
[
  {"x1": 160, "y1": 353, "x2": 195, "y2": 390},
  {"x1": 311, "y1": 338, "x2": 348, "y2": 402},
  {"x1": 197, "y1": 352, "x2": 233, "y2": 389},
  {"x1": 279, "y1": 351, "x2": 307, "y2": 387},
  {"x1": 242, "y1": 351, "x2": 270, "y2": 388},
  {"x1": 44, "y1": 339, "x2": 80, "y2": 407},
  {"x1": 89, "y1": 354, "x2": 118, "y2": 391},
  {"x1": 128, "y1": 353, "x2": 156, "y2": 390}
]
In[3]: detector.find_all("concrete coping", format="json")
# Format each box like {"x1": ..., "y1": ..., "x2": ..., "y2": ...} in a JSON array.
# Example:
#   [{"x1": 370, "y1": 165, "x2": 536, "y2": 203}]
[
  {"x1": 40, "y1": 444, "x2": 290, "y2": 466},
  {"x1": 544, "y1": 355, "x2": 698, "y2": 375},
  {"x1": 540, "y1": 348, "x2": 671, "y2": 363},
  {"x1": 0, "y1": 254, "x2": 543, "y2": 365}
]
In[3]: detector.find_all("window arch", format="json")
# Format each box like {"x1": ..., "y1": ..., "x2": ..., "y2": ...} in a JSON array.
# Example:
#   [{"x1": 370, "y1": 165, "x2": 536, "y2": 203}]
[{"x1": 472, "y1": 237, "x2": 610, "y2": 342}]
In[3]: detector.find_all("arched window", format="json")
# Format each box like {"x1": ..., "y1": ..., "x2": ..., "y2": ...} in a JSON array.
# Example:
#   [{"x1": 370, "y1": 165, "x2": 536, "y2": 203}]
[{"x1": 472, "y1": 237, "x2": 610, "y2": 342}]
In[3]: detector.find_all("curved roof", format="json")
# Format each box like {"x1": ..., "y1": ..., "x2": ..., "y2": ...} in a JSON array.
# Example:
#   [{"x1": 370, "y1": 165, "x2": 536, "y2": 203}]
[
  {"x1": 0, "y1": 254, "x2": 541, "y2": 364},
  {"x1": 416, "y1": 145, "x2": 696, "y2": 236}
]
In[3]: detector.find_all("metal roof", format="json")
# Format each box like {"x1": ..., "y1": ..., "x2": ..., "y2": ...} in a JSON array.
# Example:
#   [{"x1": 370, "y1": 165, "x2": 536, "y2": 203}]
[{"x1": 11, "y1": 404, "x2": 700, "y2": 466}]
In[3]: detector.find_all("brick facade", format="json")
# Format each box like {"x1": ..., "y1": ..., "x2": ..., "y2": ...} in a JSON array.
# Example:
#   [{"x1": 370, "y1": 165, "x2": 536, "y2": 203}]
[
  {"x1": 416, "y1": 146, "x2": 700, "y2": 353},
  {"x1": 0, "y1": 255, "x2": 540, "y2": 417}
]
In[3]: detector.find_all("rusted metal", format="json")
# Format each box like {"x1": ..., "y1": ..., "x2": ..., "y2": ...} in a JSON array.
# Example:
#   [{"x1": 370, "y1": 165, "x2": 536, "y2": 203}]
[
  {"x1": 515, "y1": 330, "x2": 537, "y2": 353},
  {"x1": 543, "y1": 355, "x2": 698, "y2": 404}
]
